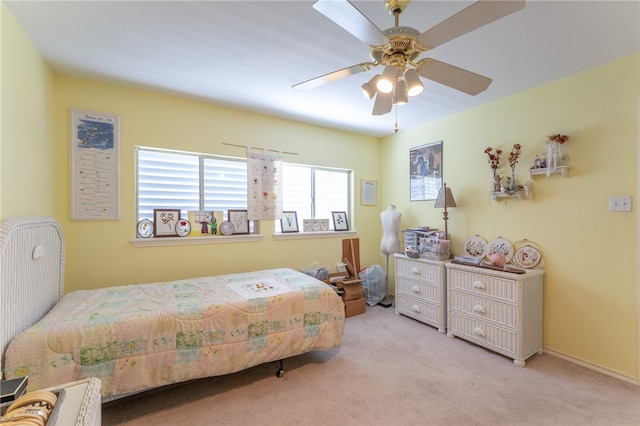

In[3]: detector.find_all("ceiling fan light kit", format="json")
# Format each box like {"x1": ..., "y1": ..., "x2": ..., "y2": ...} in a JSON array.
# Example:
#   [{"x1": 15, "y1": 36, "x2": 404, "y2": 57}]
[{"x1": 297, "y1": 0, "x2": 526, "y2": 129}]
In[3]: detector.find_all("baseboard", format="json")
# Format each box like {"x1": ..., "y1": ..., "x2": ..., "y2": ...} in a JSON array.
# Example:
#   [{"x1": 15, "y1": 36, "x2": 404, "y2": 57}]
[{"x1": 543, "y1": 347, "x2": 639, "y2": 387}]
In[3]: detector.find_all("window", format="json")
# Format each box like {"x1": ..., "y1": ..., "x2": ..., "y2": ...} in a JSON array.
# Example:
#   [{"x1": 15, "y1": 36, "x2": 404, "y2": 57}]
[
  {"x1": 136, "y1": 146, "x2": 351, "y2": 232},
  {"x1": 280, "y1": 164, "x2": 350, "y2": 231}
]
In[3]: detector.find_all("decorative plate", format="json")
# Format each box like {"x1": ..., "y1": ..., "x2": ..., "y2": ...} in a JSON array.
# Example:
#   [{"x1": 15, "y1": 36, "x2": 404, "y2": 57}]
[
  {"x1": 303, "y1": 220, "x2": 312, "y2": 232},
  {"x1": 220, "y1": 221, "x2": 235, "y2": 236},
  {"x1": 486, "y1": 237, "x2": 515, "y2": 263},
  {"x1": 513, "y1": 245, "x2": 542, "y2": 269},
  {"x1": 463, "y1": 235, "x2": 487, "y2": 259},
  {"x1": 175, "y1": 219, "x2": 191, "y2": 237},
  {"x1": 137, "y1": 219, "x2": 154, "y2": 238},
  {"x1": 312, "y1": 222, "x2": 320, "y2": 231},
  {"x1": 320, "y1": 220, "x2": 329, "y2": 231}
]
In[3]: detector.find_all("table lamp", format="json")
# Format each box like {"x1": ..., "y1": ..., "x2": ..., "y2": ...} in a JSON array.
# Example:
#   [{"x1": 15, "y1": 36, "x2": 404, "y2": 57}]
[{"x1": 434, "y1": 183, "x2": 456, "y2": 240}]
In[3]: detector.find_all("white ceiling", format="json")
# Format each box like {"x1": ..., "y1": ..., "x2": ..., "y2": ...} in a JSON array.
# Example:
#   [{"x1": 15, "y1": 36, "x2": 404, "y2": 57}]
[{"x1": 5, "y1": 0, "x2": 639, "y2": 137}]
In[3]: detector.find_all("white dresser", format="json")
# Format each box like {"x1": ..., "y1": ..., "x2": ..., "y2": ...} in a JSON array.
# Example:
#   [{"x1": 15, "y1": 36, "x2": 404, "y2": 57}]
[
  {"x1": 394, "y1": 254, "x2": 448, "y2": 333},
  {"x1": 446, "y1": 261, "x2": 544, "y2": 366}
]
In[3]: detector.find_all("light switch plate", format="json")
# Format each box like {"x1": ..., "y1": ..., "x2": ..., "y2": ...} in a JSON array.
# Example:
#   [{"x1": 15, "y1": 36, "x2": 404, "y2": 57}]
[{"x1": 609, "y1": 195, "x2": 632, "y2": 212}]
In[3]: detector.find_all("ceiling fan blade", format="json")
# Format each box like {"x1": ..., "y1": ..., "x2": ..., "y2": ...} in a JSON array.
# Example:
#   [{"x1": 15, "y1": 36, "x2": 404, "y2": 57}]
[
  {"x1": 417, "y1": 0, "x2": 525, "y2": 49},
  {"x1": 372, "y1": 91, "x2": 393, "y2": 116},
  {"x1": 417, "y1": 59, "x2": 492, "y2": 95},
  {"x1": 292, "y1": 62, "x2": 375, "y2": 91},
  {"x1": 313, "y1": 0, "x2": 389, "y2": 47}
]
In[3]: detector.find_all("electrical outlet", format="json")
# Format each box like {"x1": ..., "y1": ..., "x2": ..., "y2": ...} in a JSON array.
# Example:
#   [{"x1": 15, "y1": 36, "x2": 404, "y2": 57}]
[{"x1": 609, "y1": 195, "x2": 632, "y2": 212}]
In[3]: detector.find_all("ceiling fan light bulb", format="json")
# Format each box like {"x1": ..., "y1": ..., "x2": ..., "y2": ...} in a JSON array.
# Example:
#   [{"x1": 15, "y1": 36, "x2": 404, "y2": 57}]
[
  {"x1": 377, "y1": 80, "x2": 393, "y2": 94},
  {"x1": 404, "y1": 68, "x2": 424, "y2": 96}
]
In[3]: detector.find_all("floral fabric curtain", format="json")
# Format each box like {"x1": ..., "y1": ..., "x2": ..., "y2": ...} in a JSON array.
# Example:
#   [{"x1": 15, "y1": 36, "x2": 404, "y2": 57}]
[{"x1": 247, "y1": 148, "x2": 282, "y2": 220}]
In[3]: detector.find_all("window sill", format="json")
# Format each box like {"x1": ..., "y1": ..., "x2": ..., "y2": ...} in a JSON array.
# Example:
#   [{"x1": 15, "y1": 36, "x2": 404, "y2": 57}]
[
  {"x1": 273, "y1": 230, "x2": 357, "y2": 240},
  {"x1": 130, "y1": 234, "x2": 264, "y2": 247}
]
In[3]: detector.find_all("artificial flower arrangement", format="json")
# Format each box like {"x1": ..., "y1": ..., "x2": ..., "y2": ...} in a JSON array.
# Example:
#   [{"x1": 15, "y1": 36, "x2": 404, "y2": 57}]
[
  {"x1": 485, "y1": 147, "x2": 502, "y2": 191},
  {"x1": 546, "y1": 133, "x2": 569, "y2": 175},
  {"x1": 548, "y1": 133, "x2": 569, "y2": 144}
]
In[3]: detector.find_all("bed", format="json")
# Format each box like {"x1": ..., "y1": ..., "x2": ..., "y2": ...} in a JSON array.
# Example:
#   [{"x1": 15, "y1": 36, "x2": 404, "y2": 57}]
[{"x1": 0, "y1": 217, "x2": 345, "y2": 400}]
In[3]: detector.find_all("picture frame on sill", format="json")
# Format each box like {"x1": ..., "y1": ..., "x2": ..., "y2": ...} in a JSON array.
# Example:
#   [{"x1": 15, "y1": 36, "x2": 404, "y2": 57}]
[
  {"x1": 228, "y1": 209, "x2": 249, "y2": 234},
  {"x1": 70, "y1": 109, "x2": 121, "y2": 220},
  {"x1": 332, "y1": 211, "x2": 349, "y2": 231},
  {"x1": 410, "y1": 141, "x2": 443, "y2": 201},
  {"x1": 281, "y1": 211, "x2": 299, "y2": 233},
  {"x1": 154, "y1": 209, "x2": 180, "y2": 237}
]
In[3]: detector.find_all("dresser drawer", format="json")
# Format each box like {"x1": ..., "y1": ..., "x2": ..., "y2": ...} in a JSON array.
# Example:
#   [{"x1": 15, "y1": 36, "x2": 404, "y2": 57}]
[
  {"x1": 396, "y1": 277, "x2": 439, "y2": 303},
  {"x1": 396, "y1": 295, "x2": 440, "y2": 325},
  {"x1": 396, "y1": 257, "x2": 442, "y2": 284},
  {"x1": 449, "y1": 290, "x2": 516, "y2": 328},
  {"x1": 448, "y1": 312, "x2": 516, "y2": 357},
  {"x1": 448, "y1": 269, "x2": 516, "y2": 302}
]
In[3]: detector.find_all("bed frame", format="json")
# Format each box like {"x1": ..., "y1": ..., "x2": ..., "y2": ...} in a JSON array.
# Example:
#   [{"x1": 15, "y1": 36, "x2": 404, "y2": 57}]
[
  {"x1": 1, "y1": 216, "x2": 344, "y2": 401},
  {"x1": 0, "y1": 217, "x2": 65, "y2": 374}
]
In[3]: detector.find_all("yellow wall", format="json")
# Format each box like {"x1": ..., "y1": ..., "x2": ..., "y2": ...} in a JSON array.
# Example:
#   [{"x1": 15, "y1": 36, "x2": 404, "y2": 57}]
[
  {"x1": 2, "y1": 3, "x2": 638, "y2": 382},
  {"x1": 1, "y1": 3, "x2": 56, "y2": 217},
  {"x1": 50, "y1": 77, "x2": 382, "y2": 289},
  {"x1": 380, "y1": 53, "x2": 639, "y2": 380}
]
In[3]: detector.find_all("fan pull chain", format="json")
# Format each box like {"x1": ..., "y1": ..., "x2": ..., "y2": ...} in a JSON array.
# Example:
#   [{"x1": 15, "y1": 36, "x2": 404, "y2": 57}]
[{"x1": 394, "y1": 105, "x2": 399, "y2": 133}]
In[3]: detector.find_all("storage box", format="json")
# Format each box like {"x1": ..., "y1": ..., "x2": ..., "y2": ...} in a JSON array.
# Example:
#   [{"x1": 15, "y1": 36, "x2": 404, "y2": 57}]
[
  {"x1": 344, "y1": 297, "x2": 366, "y2": 317},
  {"x1": 1, "y1": 376, "x2": 28, "y2": 404},
  {"x1": 341, "y1": 283, "x2": 364, "y2": 301}
]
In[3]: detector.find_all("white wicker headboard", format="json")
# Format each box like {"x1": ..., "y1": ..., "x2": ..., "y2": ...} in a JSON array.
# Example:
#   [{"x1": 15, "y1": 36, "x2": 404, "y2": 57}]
[{"x1": 0, "y1": 217, "x2": 64, "y2": 376}]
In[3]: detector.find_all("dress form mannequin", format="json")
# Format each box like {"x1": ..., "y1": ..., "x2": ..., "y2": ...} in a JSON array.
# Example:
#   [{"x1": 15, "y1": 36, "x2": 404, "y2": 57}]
[{"x1": 380, "y1": 205, "x2": 402, "y2": 256}]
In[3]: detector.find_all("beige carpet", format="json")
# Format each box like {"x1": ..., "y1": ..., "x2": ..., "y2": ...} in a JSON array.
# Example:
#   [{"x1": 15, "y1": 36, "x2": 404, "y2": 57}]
[{"x1": 102, "y1": 305, "x2": 639, "y2": 426}]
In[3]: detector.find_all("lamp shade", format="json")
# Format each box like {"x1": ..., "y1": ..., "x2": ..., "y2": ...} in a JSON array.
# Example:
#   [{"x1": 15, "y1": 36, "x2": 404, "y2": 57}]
[
  {"x1": 361, "y1": 74, "x2": 380, "y2": 99},
  {"x1": 404, "y1": 68, "x2": 424, "y2": 97},
  {"x1": 434, "y1": 184, "x2": 457, "y2": 209},
  {"x1": 393, "y1": 78, "x2": 408, "y2": 105},
  {"x1": 377, "y1": 65, "x2": 397, "y2": 94}
]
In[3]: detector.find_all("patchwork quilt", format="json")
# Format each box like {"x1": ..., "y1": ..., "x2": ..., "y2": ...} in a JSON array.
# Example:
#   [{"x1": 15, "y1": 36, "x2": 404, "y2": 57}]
[{"x1": 3, "y1": 268, "x2": 345, "y2": 398}]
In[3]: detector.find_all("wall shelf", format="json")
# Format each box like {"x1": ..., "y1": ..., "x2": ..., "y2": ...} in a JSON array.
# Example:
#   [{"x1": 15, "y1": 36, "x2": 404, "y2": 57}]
[
  {"x1": 529, "y1": 166, "x2": 570, "y2": 178},
  {"x1": 491, "y1": 190, "x2": 529, "y2": 201}
]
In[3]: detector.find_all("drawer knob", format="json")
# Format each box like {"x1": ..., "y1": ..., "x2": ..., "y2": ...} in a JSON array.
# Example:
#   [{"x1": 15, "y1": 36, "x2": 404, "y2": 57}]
[
  {"x1": 411, "y1": 285, "x2": 420, "y2": 294},
  {"x1": 412, "y1": 305, "x2": 421, "y2": 313},
  {"x1": 473, "y1": 327, "x2": 487, "y2": 338},
  {"x1": 473, "y1": 304, "x2": 486, "y2": 315},
  {"x1": 472, "y1": 281, "x2": 486, "y2": 291},
  {"x1": 411, "y1": 267, "x2": 421, "y2": 276}
]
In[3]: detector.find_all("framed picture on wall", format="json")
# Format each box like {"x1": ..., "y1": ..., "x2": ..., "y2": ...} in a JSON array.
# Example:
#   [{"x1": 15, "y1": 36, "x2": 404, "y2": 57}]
[
  {"x1": 70, "y1": 109, "x2": 121, "y2": 220},
  {"x1": 280, "y1": 211, "x2": 299, "y2": 233},
  {"x1": 229, "y1": 210, "x2": 249, "y2": 234},
  {"x1": 410, "y1": 141, "x2": 443, "y2": 201}
]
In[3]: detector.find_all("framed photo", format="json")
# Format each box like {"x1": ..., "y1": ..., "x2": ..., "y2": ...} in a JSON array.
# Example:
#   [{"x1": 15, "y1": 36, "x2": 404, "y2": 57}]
[
  {"x1": 281, "y1": 211, "x2": 299, "y2": 233},
  {"x1": 229, "y1": 209, "x2": 249, "y2": 234},
  {"x1": 153, "y1": 209, "x2": 180, "y2": 237},
  {"x1": 410, "y1": 141, "x2": 443, "y2": 201},
  {"x1": 361, "y1": 179, "x2": 377, "y2": 206},
  {"x1": 70, "y1": 109, "x2": 121, "y2": 220},
  {"x1": 332, "y1": 211, "x2": 349, "y2": 231}
]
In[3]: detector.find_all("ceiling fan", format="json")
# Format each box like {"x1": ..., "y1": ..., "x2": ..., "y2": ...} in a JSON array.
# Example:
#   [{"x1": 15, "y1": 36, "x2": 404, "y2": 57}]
[{"x1": 293, "y1": 0, "x2": 525, "y2": 119}]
